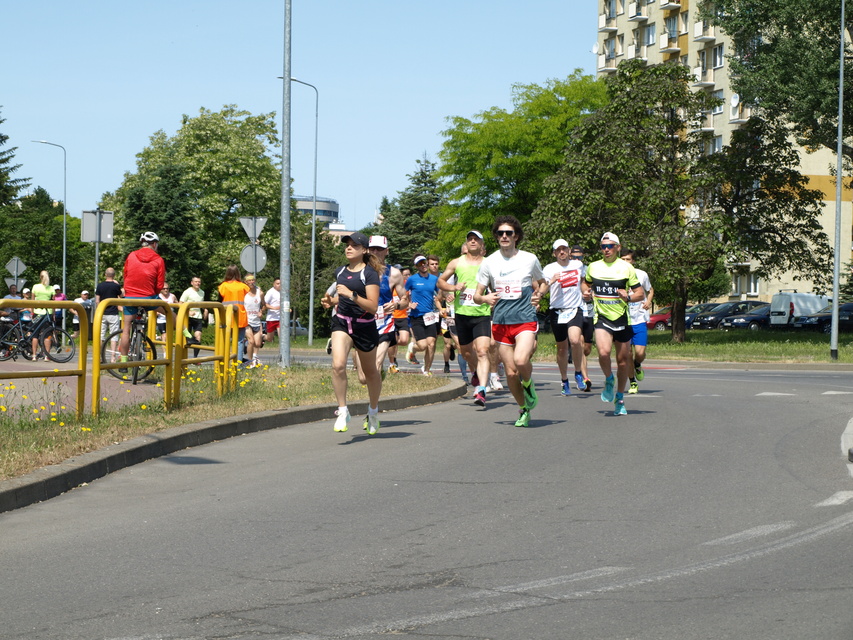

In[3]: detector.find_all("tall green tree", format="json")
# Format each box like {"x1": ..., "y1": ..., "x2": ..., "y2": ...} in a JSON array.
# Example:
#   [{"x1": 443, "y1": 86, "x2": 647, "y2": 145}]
[
  {"x1": 373, "y1": 157, "x2": 442, "y2": 267},
  {"x1": 701, "y1": 0, "x2": 853, "y2": 163},
  {"x1": 530, "y1": 60, "x2": 830, "y2": 342},
  {"x1": 0, "y1": 107, "x2": 30, "y2": 206},
  {"x1": 428, "y1": 72, "x2": 609, "y2": 257}
]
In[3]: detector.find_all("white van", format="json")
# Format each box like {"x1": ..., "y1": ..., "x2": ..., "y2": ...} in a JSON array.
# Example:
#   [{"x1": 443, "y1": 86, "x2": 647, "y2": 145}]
[{"x1": 769, "y1": 292, "x2": 830, "y2": 325}]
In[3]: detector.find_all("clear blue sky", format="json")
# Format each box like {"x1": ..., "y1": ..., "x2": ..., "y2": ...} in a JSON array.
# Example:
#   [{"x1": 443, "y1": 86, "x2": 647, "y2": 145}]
[{"x1": 5, "y1": 1, "x2": 596, "y2": 233}]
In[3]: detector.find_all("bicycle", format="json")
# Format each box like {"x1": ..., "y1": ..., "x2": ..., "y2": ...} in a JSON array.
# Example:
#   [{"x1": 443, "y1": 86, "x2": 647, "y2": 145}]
[
  {"x1": 0, "y1": 311, "x2": 76, "y2": 363},
  {"x1": 101, "y1": 307, "x2": 158, "y2": 384}
]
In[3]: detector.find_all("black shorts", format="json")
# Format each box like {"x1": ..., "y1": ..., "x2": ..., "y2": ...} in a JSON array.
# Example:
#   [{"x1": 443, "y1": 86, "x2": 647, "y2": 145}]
[
  {"x1": 331, "y1": 315, "x2": 379, "y2": 352},
  {"x1": 549, "y1": 308, "x2": 584, "y2": 343},
  {"x1": 594, "y1": 316, "x2": 634, "y2": 344},
  {"x1": 188, "y1": 317, "x2": 205, "y2": 333},
  {"x1": 378, "y1": 329, "x2": 397, "y2": 346},
  {"x1": 409, "y1": 315, "x2": 438, "y2": 342},
  {"x1": 455, "y1": 314, "x2": 491, "y2": 346},
  {"x1": 394, "y1": 317, "x2": 409, "y2": 334}
]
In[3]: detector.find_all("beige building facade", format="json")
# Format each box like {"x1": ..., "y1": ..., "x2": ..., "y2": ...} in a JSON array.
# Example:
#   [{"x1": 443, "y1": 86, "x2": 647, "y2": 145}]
[{"x1": 596, "y1": 0, "x2": 852, "y2": 301}]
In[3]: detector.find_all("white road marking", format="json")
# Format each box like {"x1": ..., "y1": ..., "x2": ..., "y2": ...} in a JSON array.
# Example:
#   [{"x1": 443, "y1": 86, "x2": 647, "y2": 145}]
[
  {"x1": 693, "y1": 394, "x2": 723, "y2": 397},
  {"x1": 755, "y1": 392, "x2": 796, "y2": 396},
  {"x1": 814, "y1": 491, "x2": 853, "y2": 507},
  {"x1": 823, "y1": 390, "x2": 853, "y2": 395},
  {"x1": 703, "y1": 523, "x2": 796, "y2": 546}
]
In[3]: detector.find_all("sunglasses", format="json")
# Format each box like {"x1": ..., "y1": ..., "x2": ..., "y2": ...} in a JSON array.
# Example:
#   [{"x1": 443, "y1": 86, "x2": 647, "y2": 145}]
[
  {"x1": 600, "y1": 244, "x2": 617, "y2": 250},
  {"x1": 496, "y1": 229, "x2": 515, "y2": 237}
]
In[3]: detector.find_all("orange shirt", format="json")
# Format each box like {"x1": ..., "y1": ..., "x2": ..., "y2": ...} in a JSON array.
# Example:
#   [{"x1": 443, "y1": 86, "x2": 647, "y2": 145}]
[{"x1": 218, "y1": 280, "x2": 251, "y2": 328}]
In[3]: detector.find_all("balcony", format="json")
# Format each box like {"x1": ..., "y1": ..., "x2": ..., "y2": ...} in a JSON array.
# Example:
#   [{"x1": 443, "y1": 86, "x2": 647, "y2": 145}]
[
  {"x1": 694, "y1": 112, "x2": 716, "y2": 133},
  {"x1": 627, "y1": 2, "x2": 648, "y2": 21},
  {"x1": 660, "y1": 0, "x2": 681, "y2": 9},
  {"x1": 693, "y1": 21, "x2": 716, "y2": 42},
  {"x1": 598, "y1": 13, "x2": 618, "y2": 32},
  {"x1": 631, "y1": 43, "x2": 648, "y2": 60},
  {"x1": 598, "y1": 53, "x2": 618, "y2": 73},
  {"x1": 692, "y1": 66, "x2": 715, "y2": 87},
  {"x1": 660, "y1": 33, "x2": 681, "y2": 53},
  {"x1": 730, "y1": 101, "x2": 751, "y2": 124}
]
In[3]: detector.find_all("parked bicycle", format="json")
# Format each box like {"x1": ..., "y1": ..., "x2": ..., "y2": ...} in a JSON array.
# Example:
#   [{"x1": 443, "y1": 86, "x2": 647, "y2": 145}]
[
  {"x1": 101, "y1": 308, "x2": 158, "y2": 384},
  {"x1": 0, "y1": 311, "x2": 75, "y2": 363}
]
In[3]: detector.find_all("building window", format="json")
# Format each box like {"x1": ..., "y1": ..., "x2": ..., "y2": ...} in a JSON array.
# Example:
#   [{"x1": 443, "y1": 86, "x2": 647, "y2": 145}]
[
  {"x1": 710, "y1": 135, "x2": 723, "y2": 154},
  {"x1": 680, "y1": 11, "x2": 689, "y2": 34},
  {"x1": 665, "y1": 15, "x2": 678, "y2": 40},
  {"x1": 606, "y1": 0, "x2": 617, "y2": 18},
  {"x1": 732, "y1": 273, "x2": 760, "y2": 296},
  {"x1": 712, "y1": 89, "x2": 724, "y2": 115},
  {"x1": 605, "y1": 37, "x2": 616, "y2": 59},
  {"x1": 712, "y1": 43, "x2": 725, "y2": 68},
  {"x1": 644, "y1": 23, "x2": 656, "y2": 46}
]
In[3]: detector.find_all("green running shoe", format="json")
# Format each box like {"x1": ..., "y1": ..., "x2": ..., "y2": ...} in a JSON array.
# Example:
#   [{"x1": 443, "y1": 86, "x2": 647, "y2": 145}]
[
  {"x1": 514, "y1": 407, "x2": 531, "y2": 427},
  {"x1": 634, "y1": 363, "x2": 644, "y2": 381},
  {"x1": 601, "y1": 374, "x2": 615, "y2": 403},
  {"x1": 628, "y1": 381, "x2": 639, "y2": 394},
  {"x1": 522, "y1": 379, "x2": 538, "y2": 410}
]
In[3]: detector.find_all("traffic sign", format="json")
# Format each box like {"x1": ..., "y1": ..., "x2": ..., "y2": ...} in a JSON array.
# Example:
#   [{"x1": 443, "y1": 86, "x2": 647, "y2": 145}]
[
  {"x1": 240, "y1": 244, "x2": 267, "y2": 274},
  {"x1": 5, "y1": 257, "x2": 26, "y2": 276},
  {"x1": 240, "y1": 216, "x2": 268, "y2": 240}
]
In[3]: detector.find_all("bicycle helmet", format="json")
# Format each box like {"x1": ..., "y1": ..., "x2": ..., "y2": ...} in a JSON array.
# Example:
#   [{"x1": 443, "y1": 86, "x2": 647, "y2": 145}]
[{"x1": 139, "y1": 231, "x2": 159, "y2": 243}]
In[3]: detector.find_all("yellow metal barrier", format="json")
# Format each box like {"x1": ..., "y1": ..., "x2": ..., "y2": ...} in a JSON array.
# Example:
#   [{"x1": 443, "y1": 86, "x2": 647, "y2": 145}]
[
  {"x1": 0, "y1": 299, "x2": 89, "y2": 420},
  {"x1": 171, "y1": 301, "x2": 229, "y2": 405},
  {"x1": 91, "y1": 298, "x2": 174, "y2": 415}
]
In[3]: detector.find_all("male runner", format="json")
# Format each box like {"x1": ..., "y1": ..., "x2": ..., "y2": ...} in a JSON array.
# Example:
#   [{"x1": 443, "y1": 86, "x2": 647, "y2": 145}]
[
  {"x1": 438, "y1": 230, "x2": 493, "y2": 407},
  {"x1": 581, "y1": 232, "x2": 644, "y2": 416},
  {"x1": 405, "y1": 254, "x2": 440, "y2": 376},
  {"x1": 543, "y1": 239, "x2": 588, "y2": 396},
  {"x1": 620, "y1": 249, "x2": 654, "y2": 394},
  {"x1": 571, "y1": 245, "x2": 594, "y2": 391},
  {"x1": 474, "y1": 215, "x2": 547, "y2": 427},
  {"x1": 388, "y1": 266, "x2": 410, "y2": 372},
  {"x1": 368, "y1": 236, "x2": 406, "y2": 376}
]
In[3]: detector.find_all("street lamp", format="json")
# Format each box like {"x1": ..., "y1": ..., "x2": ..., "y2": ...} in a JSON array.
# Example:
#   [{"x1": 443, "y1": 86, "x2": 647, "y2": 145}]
[
  {"x1": 830, "y1": 0, "x2": 846, "y2": 360},
  {"x1": 291, "y1": 77, "x2": 319, "y2": 346},
  {"x1": 31, "y1": 140, "x2": 67, "y2": 297}
]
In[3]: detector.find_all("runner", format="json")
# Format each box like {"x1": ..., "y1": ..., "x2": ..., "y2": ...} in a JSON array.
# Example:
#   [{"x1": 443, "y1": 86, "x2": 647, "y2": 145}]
[
  {"x1": 542, "y1": 239, "x2": 588, "y2": 396},
  {"x1": 321, "y1": 232, "x2": 383, "y2": 435},
  {"x1": 571, "y1": 245, "x2": 594, "y2": 391},
  {"x1": 473, "y1": 215, "x2": 547, "y2": 427},
  {"x1": 387, "y1": 266, "x2": 411, "y2": 373},
  {"x1": 367, "y1": 236, "x2": 406, "y2": 379},
  {"x1": 581, "y1": 232, "x2": 644, "y2": 416},
  {"x1": 405, "y1": 254, "x2": 440, "y2": 376},
  {"x1": 619, "y1": 249, "x2": 654, "y2": 394},
  {"x1": 438, "y1": 231, "x2": 493, "y2": 407},
  {"x1": 243, "y1": 274, "x2": 264, "y2": 368}
]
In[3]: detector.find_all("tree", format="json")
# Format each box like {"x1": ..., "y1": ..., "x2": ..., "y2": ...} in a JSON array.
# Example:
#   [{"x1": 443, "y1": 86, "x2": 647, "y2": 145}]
[
  {"x1": 427, "y1": 72, "x2": 609, "y2": 257},
  {"x1": 373, "y1": 157, "x2": 442, "y2": 267},
  {"x1": 529, "y1": 60, "x2": 830, "y2": 342},
  {"x1": 0, "y1": 107, "x2": 30, "y2": 206},
  {"x1": 701, "y1": 0, "x2": 853, "y2": 163}
]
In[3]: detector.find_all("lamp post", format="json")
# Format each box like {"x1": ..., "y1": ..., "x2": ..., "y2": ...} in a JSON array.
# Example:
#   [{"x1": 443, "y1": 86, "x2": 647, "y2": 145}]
[
  {"x1": 291, "y1": 77, "x2": 319, "y2": 347},
  {"x1": 31, "y1": 140, "x2": 67, "y2": 296},
  {"x1": 280, "y1": 0, "x2": 293, "y2": 368},
  {"x1": 831, "y1": 0, "x2": 846, "y2": 360}
]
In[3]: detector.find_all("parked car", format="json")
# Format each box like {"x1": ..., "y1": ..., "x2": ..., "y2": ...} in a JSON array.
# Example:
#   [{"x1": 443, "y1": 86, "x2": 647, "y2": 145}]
[
  {"x1": 719, "y1": 305, "x2": 772, "y2": 330},
  {"x1": 692, "y1": 301, "x2": 769, "y2": 329},
  {"x1": 647, "y1": 306, "x2": 672, "y2": 330},
  {"x1": 668, "y1": 303, "x2": 720, "y2": 329},
  {"x1": 793, "y1": 302, "x2": 853, "y2": 334},
  {"x1": 290, "y1": 319, "x2": 309, "y2": 336},
  {"x1": 769, "y1": 292, "x2": 830, "y2": 326}
]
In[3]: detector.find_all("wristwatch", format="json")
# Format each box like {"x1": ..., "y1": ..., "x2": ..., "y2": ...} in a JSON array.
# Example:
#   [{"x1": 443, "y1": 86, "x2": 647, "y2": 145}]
[{"x1": 350, "y1": 291, "x2": 358, "y2": 302}]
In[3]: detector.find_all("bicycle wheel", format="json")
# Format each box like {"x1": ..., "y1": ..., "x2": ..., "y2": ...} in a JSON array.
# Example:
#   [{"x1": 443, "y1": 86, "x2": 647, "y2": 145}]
[
  {"x1": 130, "y1": 331, "x2": 158, "y2": 383},
  {"x1": 40, "y1": 327, "x2": 76, "y2": 363},
  {"x1": 0, "y1": 324, "x2": 22, "y2": 361}
]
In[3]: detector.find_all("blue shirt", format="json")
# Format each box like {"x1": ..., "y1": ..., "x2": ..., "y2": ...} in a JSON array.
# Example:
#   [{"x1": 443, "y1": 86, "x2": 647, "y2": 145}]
[{"x1": 405, "y1": 271, "x2": 438, "y2": 318}]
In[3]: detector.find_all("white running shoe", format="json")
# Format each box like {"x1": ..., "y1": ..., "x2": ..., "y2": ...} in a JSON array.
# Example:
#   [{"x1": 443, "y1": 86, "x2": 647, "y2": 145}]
[
  {"x1": 333, "y1": 408, "x2": 350, "y2": 432},
  {"x1": 367, "y1": 412, "x2": 380, "y2": 435},
  {"x1": 489, "y1": 374, "x2": 504, "y2": 391}
]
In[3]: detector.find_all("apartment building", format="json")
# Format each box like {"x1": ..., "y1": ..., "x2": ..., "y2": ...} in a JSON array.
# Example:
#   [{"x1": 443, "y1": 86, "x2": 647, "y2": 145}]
[{"x1": 596, "y1": 0, "x2": 852, "y2": 300}]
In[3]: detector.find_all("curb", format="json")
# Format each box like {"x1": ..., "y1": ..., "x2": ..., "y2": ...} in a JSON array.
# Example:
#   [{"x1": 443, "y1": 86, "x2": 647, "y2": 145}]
[{"x1": 0, "y1": 378, "x2": 467, "y2": 514}]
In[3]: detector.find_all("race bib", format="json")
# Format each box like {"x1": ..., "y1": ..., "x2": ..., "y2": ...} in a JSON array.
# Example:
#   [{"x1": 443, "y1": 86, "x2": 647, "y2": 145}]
[
  {"x1": 557, "y1": 270, "x2": 580, "y2": 289},
  {"x1": 557, "y1": 308, "x2": 578, "y2": 324},
  {"x1": 495, "y1": 277, "x2": 523, "y2": 300},
  {"x1": 423, "y1": 311, "x2": 439, "y2": 326},
  {"x1": 459, "y1": 287, "x2": 478, "y2": 307}
]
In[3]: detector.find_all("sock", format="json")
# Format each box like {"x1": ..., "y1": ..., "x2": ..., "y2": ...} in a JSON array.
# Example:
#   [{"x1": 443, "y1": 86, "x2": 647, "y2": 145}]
[
  {"x1": 562, "y1": 379, "x2": 569, "y2": 385},
  {"x1": 368, "y1": 406, "x2": 378, "y2": 415},
  {"x1": 120, "y1": 355, "x2": 128, "y2": 362},
  {"x1": 458, "y1": 357, "x2": 468, "y2": 379},
  {"x1": 630, "y1": 377, "x2": 636, "y2": 383},
  {"x1": 477, "y1": 385, "x2": 488, "y2": 394},
  {"x1": 615, "y1": 392, "x2": 624, "y2": 402},
  {"x1": 522, "y1": 378, "x2": 531, "y2": 388}
]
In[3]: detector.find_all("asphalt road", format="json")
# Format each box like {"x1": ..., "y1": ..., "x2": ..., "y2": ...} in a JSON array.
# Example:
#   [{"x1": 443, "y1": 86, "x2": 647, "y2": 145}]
[{"x1": 2, "y1": 363, "x2": 852, "y2": 639}]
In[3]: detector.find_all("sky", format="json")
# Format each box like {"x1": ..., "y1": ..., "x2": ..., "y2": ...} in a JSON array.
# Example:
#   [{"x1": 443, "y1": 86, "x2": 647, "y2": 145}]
[{"x1": 4, "y1": 1, "x2": 597, "y2": 234}]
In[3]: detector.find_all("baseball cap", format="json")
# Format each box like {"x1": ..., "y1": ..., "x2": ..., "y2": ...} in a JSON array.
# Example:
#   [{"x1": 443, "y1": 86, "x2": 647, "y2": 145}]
[
  {"x1": 413, "y1": 255, "x2": 427, "y2": 264},
  {"x1": 53, "y1": 284, "x2": 61, "y2": 290},
  {"x1": 81, "y1": 290, "x2": 89, "y2": 295},
  {"x1": 22, "y1": 288, "x2": 30, "y2": 293},
  {"x1": 467, "y1": 230, "x2": 484, "y2": 240},
  {"x1": 600, "y1": 232, "x2": 620, "y2": 245},
  {"x1": 342, "y1": 232, "x2": 369, "y2": 247},
  {"x1": 552, "y1": 239, "x2": 569, "y2": 251},
  {"x1": 368, "y1": 235, "x2": 388, "y2": 249},
  {"x1": 571, "y1": 245, "x2": 584, "y2": 253}
]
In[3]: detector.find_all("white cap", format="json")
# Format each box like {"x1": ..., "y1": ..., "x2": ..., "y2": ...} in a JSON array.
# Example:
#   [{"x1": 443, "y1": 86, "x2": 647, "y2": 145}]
[
  {"x1": 368, "y1": 235, "x2": 388, "y2": 249},
  {"x1": 413, "y1": 255, "x2": 427, "y2": 264},
  {"x1": 53, "y1": 284, "x2": 61, "y2": 290},
  {"x1": 467, "y1": 230, "x2": 484, "y2": 240},
  {"x1": 552, "y1": 239, "x2": 569, "y2": 251},
  {"x1": 600, "y1": 232, "x2": 620, "y2": 245},
  {"x1": 81, "y1": 290, "x2": 90, "y2": 295},
  {"x1": 22, "y1": 288, "x2": 30, "y2": 293}
]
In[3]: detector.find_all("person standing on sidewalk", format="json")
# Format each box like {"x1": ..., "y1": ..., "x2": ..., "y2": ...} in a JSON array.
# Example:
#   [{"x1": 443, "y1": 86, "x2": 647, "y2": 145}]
[
  {"x1": 543, "y1": 239, "x2": 588, "y2": 397},
  {"x1": 473, "y1": 216, "x2": 547, "y2": 428},
  {"x1": 96, "y1": 268, "x2": 124, "y2": 361},
  {"x1": 179, "y1": 276, "x2": 207, "y2": 358},
  {"x1": 581, "y1": 232, "x2": 644, "y2": 416},
  {"x1": 619, "y1": 249, "x2": 654, "y2": 394}
]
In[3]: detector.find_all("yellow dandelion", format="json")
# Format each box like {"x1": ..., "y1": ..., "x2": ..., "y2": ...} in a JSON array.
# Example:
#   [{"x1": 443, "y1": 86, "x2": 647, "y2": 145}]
[
  {"x1": 59, "y1": 422, "x2": 64, "y2": 426},
  {"x1": 33, "y1": 409, "x2": 39, "y2": 414},
  {"x1": 102, "y1": 397, "x2": 108, "y2": 402},
  {"x1": 0, "y1": 406, "x2": 6, "y2": 412},
  {"x1": 22, "y1": 394, "x2": 28, "y2": 399},
  {"x1": 49, "y1": 401, "x2": 55, "y2": 406},
  {"x1": 51, "y1": 417, "x2": 57, "y2": 422},
  {"x1": 81, "y1": 427, "x2": 91, "y2": 431},
  {"x1": 141, "y1": 404, "x2": 147, "y2": 410}
]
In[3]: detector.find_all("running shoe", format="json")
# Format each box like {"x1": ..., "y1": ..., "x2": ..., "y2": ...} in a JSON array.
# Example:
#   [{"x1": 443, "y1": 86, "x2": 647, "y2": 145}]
[
  {"x1": 366, "y1": 413, "x2": 380, "y2": 435},
  {"x1": 584, "y1": 378, "x2": 592, "y2": 392},
  {"x1": 574, "y1": 372, "x2": 585, "y2": 391},
  {"x1": 449, "y1": 345, "x2": 456, "y2": 361},
  {"x1": 614, "y1": 393, "x2": 627, "y2": 416},
  {"x1": 362, "y1": 415, "x2": 369, "y2": 430},
  {"x1": 628, "y1": 381, "x2": 639, "y2": 394},
  {"x1": 474, "y1": 389, "x2": 486, "y2": 407},
  {"x1": 601, "y1": 374, "x2": 615, "y2": 403},
  {"x1": 421, "y1": 367, "x2": 433, "y2": 377},
  {"x1": 443, "y1": 362, "x2": 450, "y2": 374},
  {"x1": 561, "y1": 381, "x2": 571, "y2": 396},
  {"x1": 514, "y1": 407, "x2": 531, "y2": 428},
  {"x1": 333, "y1": 408, "x2": 350, "y2": 432},
  {"x1": 522, "y1": 379, "x2": 538, "y2": 410},
  {"x1": 325, "y1": 338, "x2": 332, "y2": 355},
  {"x1": 406, "y1": 342, "x2": 419, "y2": 365},
  {"x1": 252, "y1": 357, "x2": 260, "y2": 368},
  {"x1": 388, "y1": 363, "x2": 399, "y2": 374},
  {"x1": 489, "y1": 374, "x2": 504, "y2": 391},
  {"x1": 634, "y1": 364, "x2": 645, "y2": 381},
  {"x1": 471, "y1": 372, "x2": 480, "y2": 388}
]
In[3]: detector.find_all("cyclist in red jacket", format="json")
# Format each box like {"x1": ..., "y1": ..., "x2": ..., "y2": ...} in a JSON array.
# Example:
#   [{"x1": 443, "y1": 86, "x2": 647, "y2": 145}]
[{"x1": 119, "y1": 231, "x2": 166, "y2": 364}]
